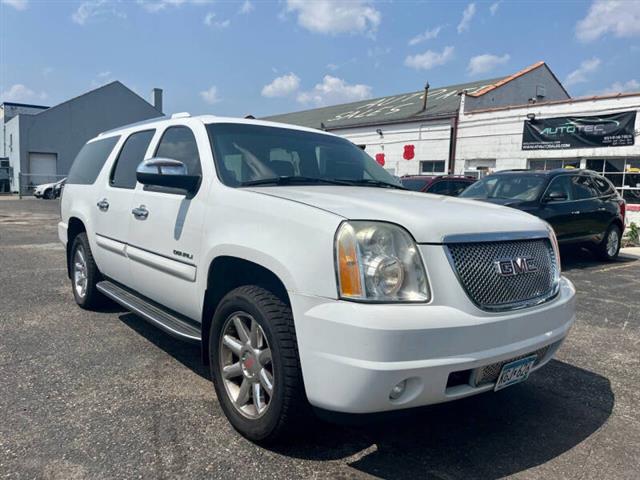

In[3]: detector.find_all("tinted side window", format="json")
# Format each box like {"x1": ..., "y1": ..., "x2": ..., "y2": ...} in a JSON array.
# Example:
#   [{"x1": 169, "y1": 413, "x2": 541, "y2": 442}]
[
  {"x1": 111, "y1": 130, "x2": 155, "y2": 189},
  {"x1": 155, "y1": 126, "x2": 201, "y2": 175},
  {"x1": 571, "y1": 175, "x2": 598, "y2": 200},
  {"x1": 591, "y1": 175, "x2": 615, "y2": 196},
  {"x1": 67, "y1": 136, "x2": 120, "y2": 185},
  {"x1": 450, "y1": 181, "x2": 471, "y2": 196},
  {"x1": 545, "y1": 175, "x2": 573, "y2": 201},
  {"x1": 427, "y1": 180, "x2": 450, "y2": 195}
]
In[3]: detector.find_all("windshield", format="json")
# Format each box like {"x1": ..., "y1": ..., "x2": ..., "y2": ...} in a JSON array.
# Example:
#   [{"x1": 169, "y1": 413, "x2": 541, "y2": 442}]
[
  {"x1": 401, "y1": 178, "x2": 429, "y2": 191},
  {"x1": 206, "y1": 123, "x2": 402, "y2": 188},
  {"x1": 460, "y1": 174, "x2": 546, "y2": 201}
]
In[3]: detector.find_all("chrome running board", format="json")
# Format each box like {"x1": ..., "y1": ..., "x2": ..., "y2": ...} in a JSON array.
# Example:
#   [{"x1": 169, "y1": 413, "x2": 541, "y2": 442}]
[{"x1": 97, "y1": 280, "x2": 201, "y2": 343}]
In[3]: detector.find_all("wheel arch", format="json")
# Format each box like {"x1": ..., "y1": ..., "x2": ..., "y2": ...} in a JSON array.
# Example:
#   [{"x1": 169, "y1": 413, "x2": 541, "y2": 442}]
[
  {"x1": 201, "y1": 255, "x2": 292, "y2": 365},
  {"x1": 611, "y1": 217, "x2": 624, "y2": 234},
  {"x1": 66, "y1": 217, "x2": 86, "y2": 278}
]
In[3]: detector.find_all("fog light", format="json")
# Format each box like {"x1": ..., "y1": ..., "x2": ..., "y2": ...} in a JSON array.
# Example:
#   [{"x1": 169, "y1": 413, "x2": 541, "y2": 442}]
[{"x1": 389, "y1": 379, "x2": 407, "y2": 400}]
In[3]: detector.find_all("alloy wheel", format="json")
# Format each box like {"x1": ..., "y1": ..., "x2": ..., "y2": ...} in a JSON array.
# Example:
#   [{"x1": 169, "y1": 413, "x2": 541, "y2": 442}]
[
  {"x1": 73, "y1": 247, "x2": 88, "y2": 298},
  {"x1": 219, "y1": 312, "x2": 274, "y2": 419},
  {"x1": 606, "y1": 229, "x2": 619, "y2": 257}
]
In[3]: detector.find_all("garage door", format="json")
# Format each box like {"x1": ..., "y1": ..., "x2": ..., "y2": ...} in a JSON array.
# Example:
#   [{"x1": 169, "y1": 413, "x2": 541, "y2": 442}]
[{"x1": 29, "y1": 152, "x2": 58, "y2": 184}]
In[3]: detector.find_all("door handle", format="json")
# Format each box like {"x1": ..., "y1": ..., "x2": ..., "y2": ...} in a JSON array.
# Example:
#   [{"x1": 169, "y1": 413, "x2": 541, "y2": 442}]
[
  {"x1": 132, "y1": 205, "x2": 149, "y2": 220},
  {"x1": 96, "y1": 199, "x2": 109, "y2": 211},
  {"x1": 571, "y1": 211, "x2": 581, "y2": 215}
]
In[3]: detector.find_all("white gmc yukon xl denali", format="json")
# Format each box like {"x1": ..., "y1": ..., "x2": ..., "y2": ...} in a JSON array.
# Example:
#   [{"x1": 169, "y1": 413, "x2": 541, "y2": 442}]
[{"x1": 59, "y1": 114, "x2": 576, "y2": 442}]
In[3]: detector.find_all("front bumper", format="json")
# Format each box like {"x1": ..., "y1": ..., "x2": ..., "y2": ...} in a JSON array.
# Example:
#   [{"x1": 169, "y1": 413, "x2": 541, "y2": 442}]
[{"x1": 291, "y1": 277, "x2": 575, "y2": 414}]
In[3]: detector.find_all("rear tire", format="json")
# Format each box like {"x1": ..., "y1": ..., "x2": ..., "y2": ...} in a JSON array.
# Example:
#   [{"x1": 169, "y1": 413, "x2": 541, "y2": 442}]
[
  {"x1": 43, "y1": 189, "x2": 53, "y2": 200},
  {"x1": 595, "y1": 224, "x2": 621, "y2": 261},
  {"x1": 209, "y1": 285, "x2": 308, "y2": 444},
  {"x1": 70, "y1": 233, "x2": 104, "y2": 309}
]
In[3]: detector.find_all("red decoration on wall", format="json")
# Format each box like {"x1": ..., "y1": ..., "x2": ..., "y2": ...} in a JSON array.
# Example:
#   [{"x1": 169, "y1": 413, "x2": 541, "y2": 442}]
[
  {"x1": 403, "y1": 144, "x2": 415, "y2": 160},
  {"x1": 375, "y1": 153, "x2": 385, "y2": 166}
]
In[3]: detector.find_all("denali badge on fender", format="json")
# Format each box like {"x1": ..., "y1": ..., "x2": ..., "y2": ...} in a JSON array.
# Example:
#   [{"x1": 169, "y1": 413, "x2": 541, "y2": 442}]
[
  {"x1": 495, "y1": 256, "x2": 538, "y2": 276},
  {"x1": 173, "y1": 249, "x2": 194, "y2": 260}
]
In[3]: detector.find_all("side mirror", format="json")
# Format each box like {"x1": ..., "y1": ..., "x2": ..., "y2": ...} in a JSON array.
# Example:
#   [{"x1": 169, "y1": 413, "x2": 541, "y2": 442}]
[
  {"x1": 543, "y1": 190, "x2": 568, "y2": 202},
  {"x1": 136, "y1": 158, "x2": 200, "y2": 194}
]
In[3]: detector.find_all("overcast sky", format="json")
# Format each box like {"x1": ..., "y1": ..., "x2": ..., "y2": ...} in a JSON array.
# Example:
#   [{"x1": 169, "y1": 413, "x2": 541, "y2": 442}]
[{"x1": 1, "y1": 0, "x2": 640, "y2": 117}]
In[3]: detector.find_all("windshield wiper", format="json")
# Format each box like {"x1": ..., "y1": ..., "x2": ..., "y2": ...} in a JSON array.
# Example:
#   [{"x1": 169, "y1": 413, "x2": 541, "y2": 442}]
[
  {"x1": 240, "y1": 176, "x2": 354, "y2": 187},
  {"x1": 335, "y1": 178, "x2": 407, "y2": 190}
]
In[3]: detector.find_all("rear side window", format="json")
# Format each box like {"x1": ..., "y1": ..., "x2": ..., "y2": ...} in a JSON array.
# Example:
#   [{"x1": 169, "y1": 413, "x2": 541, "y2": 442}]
[
  {"x1": 450, "y1": 181, "x2": 471, "y2": 196},
  {"x1": 427, "y1": 180, "x2": 450, "y2": 195},
  {"x1": 110, "y1": 130, "x2": 155, "y2": 189},
  {"x1": 67, "y1": 136, "x2": 120, "y2": 185},
  {"x1": 155, "y1": 126, "x2": 201, "y2": 175},
  {"x1": 591, "y1": 175, "x2": 615, "y2": 196},
  {"x1": 401, "y1": 178, "x2": 428, "y2": 191},
  {"x1": 571, "y1": 175, "x2": 599, "y2": 200}
]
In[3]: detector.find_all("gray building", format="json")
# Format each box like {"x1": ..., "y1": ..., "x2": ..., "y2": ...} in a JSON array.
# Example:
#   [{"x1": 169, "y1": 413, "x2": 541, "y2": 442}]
[{"x1": 2, "y1": 81, "x2": 163, "y2": 193}]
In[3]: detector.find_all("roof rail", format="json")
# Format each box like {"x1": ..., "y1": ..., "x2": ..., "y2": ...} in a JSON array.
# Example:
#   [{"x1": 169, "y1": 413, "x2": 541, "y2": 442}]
[
  {"x1": 171, "y1": 112, "x2": 191, "y2": 119},
  {"x1": 98, "y1": 115, "x2": 166, "y2": 136}
]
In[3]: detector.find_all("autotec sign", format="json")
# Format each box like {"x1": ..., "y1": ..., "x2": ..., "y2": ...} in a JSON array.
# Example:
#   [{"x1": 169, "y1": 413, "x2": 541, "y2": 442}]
[{"x1": 522, "y1": 111, "x2": 636, "y2": 150}]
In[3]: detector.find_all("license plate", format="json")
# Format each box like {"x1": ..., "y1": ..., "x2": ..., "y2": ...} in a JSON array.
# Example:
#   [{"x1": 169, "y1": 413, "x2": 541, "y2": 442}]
[{"x1": 494, "y1": 355, "x2": 537, "y2": 391}]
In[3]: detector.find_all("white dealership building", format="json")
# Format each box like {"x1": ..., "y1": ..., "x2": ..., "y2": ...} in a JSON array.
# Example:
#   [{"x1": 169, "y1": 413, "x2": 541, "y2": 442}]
[{"x1": 267, "y1": 61, "x2": 640, "y2": 221}]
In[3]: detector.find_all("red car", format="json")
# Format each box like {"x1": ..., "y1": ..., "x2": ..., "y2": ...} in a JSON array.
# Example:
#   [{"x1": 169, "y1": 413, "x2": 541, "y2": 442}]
[{"x1": 400, "y1": 175, "x2": 476, "y2": 196}]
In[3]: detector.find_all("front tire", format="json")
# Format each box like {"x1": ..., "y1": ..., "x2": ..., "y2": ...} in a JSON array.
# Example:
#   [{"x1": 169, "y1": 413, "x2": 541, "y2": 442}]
[
  {"x1": 209, "y1": 285, "x2": 307, "y2": 443},
  {"x1": 43, "y1": 189, "x2": 53, "y2": 199},
  {"x1": 596, "y1": 224, "x2": 621, "y2": 261},
  {"x1": 70, "y1": 232, "x2": 104, "y2": 309}
]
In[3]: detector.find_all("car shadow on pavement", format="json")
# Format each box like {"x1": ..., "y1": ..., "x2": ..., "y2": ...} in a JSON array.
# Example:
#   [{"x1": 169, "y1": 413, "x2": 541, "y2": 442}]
[
  {"x1": 117, "y1": 312, "x2": 211, "y2": 380},
  {"x1": 560, "y1": 245, "x2": 637, "y2": 272},
  {"x1": 114, "y1": 310, "x2": 614, "y2": 479},
  {"x1": 270, "y1": 360, "x2": 613, "y2": 479}
]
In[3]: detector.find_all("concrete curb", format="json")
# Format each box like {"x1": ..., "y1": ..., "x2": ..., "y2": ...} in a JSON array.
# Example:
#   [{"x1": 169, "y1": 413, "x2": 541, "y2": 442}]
[{"x1": 620, "y1": 247, "x2": 640, "y2": 258}]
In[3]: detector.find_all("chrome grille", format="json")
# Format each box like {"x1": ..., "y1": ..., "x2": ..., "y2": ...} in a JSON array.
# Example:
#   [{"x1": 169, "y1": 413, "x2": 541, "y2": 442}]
[
  {"x1": 472, "y1": 345, "x2": 551, "y2": 386},
  {"x1": 446, "y1": 238, "x2": 558, "y2": 311}
]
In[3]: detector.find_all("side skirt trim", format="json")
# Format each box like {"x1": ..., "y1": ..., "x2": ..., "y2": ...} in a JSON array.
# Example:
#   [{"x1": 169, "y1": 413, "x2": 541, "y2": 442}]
[{"x1": 97, "y1": 280, "x2": 201, "y2": 343}]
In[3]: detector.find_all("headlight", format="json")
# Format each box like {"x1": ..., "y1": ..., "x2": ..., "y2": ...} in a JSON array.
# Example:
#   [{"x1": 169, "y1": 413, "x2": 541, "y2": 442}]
[
  {"x1": 335, "y1": 221, "x2": 430, "y2": 302},
  {"x1": 546, "y1": 223, "x2": 562, "y2": 283}
]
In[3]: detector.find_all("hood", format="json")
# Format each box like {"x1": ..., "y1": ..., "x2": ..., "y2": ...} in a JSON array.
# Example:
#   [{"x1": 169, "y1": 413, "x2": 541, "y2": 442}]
[
  {"x1": 247, "y1": 186, "x2": 549, "y2": 244},
  {"x1": 472, "y1": 197, "x2": 527, "y2": 208}
]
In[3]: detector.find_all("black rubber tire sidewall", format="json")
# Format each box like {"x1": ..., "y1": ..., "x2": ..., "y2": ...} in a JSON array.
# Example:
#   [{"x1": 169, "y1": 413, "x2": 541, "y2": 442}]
[
  {"x1": 209, "y1": 285, "x2": 305, "y2": 444},
  {"x1": 70, "y1": 232, "x2": 103, "y2": 309}
]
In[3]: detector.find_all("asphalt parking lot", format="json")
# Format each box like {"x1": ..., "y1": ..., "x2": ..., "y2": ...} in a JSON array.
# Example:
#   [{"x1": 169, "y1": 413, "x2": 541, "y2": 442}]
[{"x1": 1, "y1": 198, "x2": 639, "y2": 479}]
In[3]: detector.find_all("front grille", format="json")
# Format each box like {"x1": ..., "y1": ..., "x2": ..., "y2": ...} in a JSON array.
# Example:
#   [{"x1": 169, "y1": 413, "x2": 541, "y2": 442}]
[
  {"x1": 446, "y1": 238, "x2": 558, "y2": 311},
  {"x1": 472, "y1": 345, "x2": 551, "y2": 386}
]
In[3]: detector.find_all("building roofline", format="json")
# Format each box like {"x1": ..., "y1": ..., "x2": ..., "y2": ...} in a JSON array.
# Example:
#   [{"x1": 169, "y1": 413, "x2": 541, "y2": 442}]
[
  {"x1": 465, "y1": 90, "x2": 640, "y2": 115},
  {"x1": 1, "y1": 101, "x2": 50, "y2": 109},
  {"x1": 31, "y1": 81, "x2": 159, "y2": 117},
  {"x1": 264, "y1": 76, "x2": 504, "y2": 121},
  {"x1": 466, "y1": 61, "x2": 570, "y2": 98}
]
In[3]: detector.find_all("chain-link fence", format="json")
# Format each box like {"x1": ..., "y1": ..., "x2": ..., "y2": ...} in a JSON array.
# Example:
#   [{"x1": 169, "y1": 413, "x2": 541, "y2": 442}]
[{"x1": 18, "y1": 173, "x2": 67, "y2": 198}]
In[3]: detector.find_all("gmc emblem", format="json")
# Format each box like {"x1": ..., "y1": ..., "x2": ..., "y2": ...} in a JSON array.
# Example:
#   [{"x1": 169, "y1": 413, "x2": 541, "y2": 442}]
[{"x1": 495, "y1": 257, "x2": 538, "y2": 276}]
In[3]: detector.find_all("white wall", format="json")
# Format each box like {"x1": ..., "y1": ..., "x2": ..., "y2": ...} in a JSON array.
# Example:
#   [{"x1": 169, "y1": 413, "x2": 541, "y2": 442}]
[
  {"x1": 5, "y1": 116, "x2": 20, "y2": 191},
  {"x1": 456, "y1": 94, "x2": 640, "y2": 174},
  {"x1": 335, "y1": 120, "x2": 452, "y2": 176}
]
